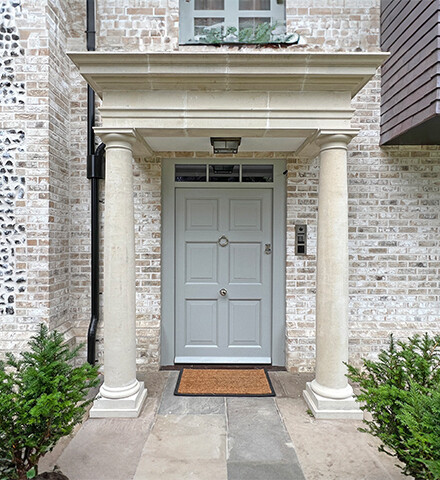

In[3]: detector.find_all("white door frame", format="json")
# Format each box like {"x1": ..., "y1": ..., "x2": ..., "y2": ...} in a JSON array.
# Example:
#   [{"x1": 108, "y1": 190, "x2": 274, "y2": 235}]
[{"x1": 161, "y1": 158, "x2": 287, "y2": 366}]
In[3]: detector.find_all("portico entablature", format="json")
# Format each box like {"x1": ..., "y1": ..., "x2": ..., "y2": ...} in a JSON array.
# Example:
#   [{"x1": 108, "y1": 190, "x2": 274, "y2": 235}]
[{"x1": 68, "y1": 51, "x2": 388, "y2": 157}]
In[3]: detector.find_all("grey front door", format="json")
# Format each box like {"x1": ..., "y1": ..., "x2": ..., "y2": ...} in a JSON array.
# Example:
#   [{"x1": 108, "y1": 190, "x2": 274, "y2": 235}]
[{"x1": 175, "y1": 188, "x2": 273, "y2": 363}]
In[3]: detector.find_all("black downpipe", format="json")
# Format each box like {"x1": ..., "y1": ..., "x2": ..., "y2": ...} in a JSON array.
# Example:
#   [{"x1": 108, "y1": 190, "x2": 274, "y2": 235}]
[
  {"x1": 86, "y1": 0, "x2": 105, "y2": 365},
  {"x1": 86, "y1": 0, "x2": 95, "y2": 52}
]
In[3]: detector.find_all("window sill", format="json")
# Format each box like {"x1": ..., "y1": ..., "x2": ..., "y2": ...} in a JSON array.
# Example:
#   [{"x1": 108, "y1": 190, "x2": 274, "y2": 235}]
[{"x1": 179, "y1": 40, "x2": 303, "y2": 47}]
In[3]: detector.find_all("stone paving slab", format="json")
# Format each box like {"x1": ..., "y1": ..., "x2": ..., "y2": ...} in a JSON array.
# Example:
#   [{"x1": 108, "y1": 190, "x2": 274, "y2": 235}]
[
  {"x1": 276, "y1": 397, "x2": 407, "y2": 480},
  {"x1": 227, "y1": 462, "x2": 305, "y2": 480},
  {"x1": 138, "y1": 458, "x2": 228, "y2": 480},
  {"x1": 134, "y1": 415, "x2": 227, "y2": 480},
  {"x1": 39, "y1": 370, "x2": 169, "y2": 480},
  {"x1": 226, "y1": 397, "x2": 301, "y2": 465},
  {"x1": 48, "y1": 396, "x2": 159, "y2": 480},
  {"x1": 270, "y1": 372, "x2": 314, "y2": 398},
  {"x1": 141, "y1": 414, "x2": 226, "y2": 460},
  {"x1": 159, "y1": 372, "x2": 225, "y2": 415}
]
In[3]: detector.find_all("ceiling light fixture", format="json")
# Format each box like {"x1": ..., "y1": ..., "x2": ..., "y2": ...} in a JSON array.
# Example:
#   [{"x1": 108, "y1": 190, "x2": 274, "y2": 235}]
[{"x1": 210, "y1": 137, "x2": 241, "y2": 154}]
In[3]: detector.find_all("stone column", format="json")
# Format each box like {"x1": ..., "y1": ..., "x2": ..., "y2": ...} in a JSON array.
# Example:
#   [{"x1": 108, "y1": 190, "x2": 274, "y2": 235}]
[
  {"x1": 90, "y1": 129, "x2": 147, "y2": 418},
  {"x1": 303, "y1": 134, "x2": 362, "y2": 419}
]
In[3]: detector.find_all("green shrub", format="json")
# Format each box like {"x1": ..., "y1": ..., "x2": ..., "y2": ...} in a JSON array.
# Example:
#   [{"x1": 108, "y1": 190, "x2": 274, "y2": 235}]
[
  {"x1": 397, "y1": 384, "x2": 440, "y2": 478},
  {"x1": 346, "y1": 334, "x2": 440, "y2": 480},
  {"x1": 0, "y1": 324, "x2": 99, "y2": 480},
  {"x1": 200, "y1": 21, "x2": 297, "y2": 44}
]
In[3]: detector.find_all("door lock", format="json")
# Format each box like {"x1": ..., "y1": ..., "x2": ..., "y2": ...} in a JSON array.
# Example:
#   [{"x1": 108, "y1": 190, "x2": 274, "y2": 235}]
[
  {"x1": 219, "y1": 288, "x2": 227, "y2": 297},
  {"x1": 265, "y1": 243, "x2": 272, "y2": 255}
]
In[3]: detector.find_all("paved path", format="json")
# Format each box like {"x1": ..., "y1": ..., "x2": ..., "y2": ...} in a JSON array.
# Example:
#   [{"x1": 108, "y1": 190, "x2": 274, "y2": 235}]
[
  {"x1": 133, "y1": 372, "x2": 305, "y2": 480},
  {"x1": 40, "y1": 370, "x2": 408, "y2": 480}
]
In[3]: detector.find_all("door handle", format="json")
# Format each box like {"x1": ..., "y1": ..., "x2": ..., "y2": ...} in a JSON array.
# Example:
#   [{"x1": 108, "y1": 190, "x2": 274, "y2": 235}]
[{"x1": 219, "y1": 288, "x2": 227, "y2": 297}]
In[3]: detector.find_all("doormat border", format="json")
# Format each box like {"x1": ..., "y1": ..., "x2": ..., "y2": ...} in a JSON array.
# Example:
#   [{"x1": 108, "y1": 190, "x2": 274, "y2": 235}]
[{"x1": 174, "y1": 367, "x2": 276, "y2": 397}]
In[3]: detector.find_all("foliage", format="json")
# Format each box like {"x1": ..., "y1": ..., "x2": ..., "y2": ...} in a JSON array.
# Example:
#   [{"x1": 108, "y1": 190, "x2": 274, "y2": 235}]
[
  {"x1": 199, "y1": 21, "x2": 298, "y2": 44},
  {"x1": 0, "y1": 324, "x2": 99, "y2": 480},
  {"x1": 397, "y1": 385, "x2": 440, "y2": 479},
  {"x1": 346, "y1": 334, "x2": 440, "y2": 479}
]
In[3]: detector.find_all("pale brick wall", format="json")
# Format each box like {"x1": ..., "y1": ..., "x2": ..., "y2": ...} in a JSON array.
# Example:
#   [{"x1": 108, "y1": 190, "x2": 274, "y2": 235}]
[
  {"x1": 46, "y1": 0, "x2": 72, "y2": 334},
  {"x1": 0, "y1": 0, "x2": 75, "y2": 357},
  {"x1": 94, "y1": 0, "x2": 380, "y2": 53},
  {"x1": 133, "y1": 157, "x2": 162, "y2": 367},
  {"x1": 285, "y1": 156, "x2": 318, "y2": 371},
  {"x1": 286, "y1": 72, "x2": 440, "y2": 372},
  {"x1": 346, "y1": 75, "x2": 440, "y2": 370},
  {"x1": 3, "y1": 0, "x2": 439, "y2": 372},
  {"x1": 65, "y1": 0, "x2": 93, "y2": 358}
]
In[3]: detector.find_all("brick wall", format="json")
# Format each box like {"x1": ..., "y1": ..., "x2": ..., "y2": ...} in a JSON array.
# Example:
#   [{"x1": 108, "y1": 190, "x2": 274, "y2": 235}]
[
  {"x1": 0, "y1": 0, "x2": 47, "y2": 356},
  {"x1": 0, "y1": 0, "x2": 76, "y2": 358},
  {"x1": 286, "y1": 72, "x2": 440, "y2": 372},
  {"x1": 133, "y1": 157, "x2": 161, "y2": 367},
  {"x1": 46, "y1": 0, "x2": 72, "y2": 335},
  {"x1": 4, "y1": 0, "x2": 439, "y2": 371},
  {"x1": 93, "y1": 0, "x2": 380, "y2": 53}
]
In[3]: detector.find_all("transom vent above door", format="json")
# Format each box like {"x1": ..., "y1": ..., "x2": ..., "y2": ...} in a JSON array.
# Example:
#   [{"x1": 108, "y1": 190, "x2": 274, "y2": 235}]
[{"x1": 175, "y1": 164, "x2": 273, "y2": 183}]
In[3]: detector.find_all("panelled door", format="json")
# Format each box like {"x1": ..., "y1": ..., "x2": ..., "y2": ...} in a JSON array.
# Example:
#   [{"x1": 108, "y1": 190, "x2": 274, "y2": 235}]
[{"x1": 175, "y1": 188, "x2": 273, "y2": 363}]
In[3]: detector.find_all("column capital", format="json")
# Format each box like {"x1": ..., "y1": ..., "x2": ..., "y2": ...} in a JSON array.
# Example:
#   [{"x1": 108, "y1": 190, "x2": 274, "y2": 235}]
[
  {"x1": 94, "y1": 128, "x2": 137, "y2": 151},
  {"x1": 315, "y1": 130, "x2": 359, "y2": 152}
]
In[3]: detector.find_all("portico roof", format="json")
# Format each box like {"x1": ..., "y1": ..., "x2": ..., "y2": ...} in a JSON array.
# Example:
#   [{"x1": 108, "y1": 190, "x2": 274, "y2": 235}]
[{"x1": 68, "y1": 51, "x2": 388, "y2": 156}]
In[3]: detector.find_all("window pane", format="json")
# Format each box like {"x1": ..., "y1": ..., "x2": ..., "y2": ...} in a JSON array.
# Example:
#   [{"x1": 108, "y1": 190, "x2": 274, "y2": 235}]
[
  {"x1": 239, "y1": 0, "x2": 270, "y2": 10},
  {"x1": 195, "y1": 0, "x2": 224, "y2": 9},
  {"x1": 242, "y1": 165, "x2": 273, "y2": 182},
  {"x1": 175, "y1": 164, "x2": 207, "y2": 182},
  {"x1": 194, "y1": 17, "x2": 224, "y2": 36},
  {"x1": 239, "y1": 17, "x2": 271, "y2": 31},
  {"x1": 209, "y1": 165, "x2": 239, "y2": 182},
  {"x1": 179, "y1": 0, "x2": 289, "y2": 45}
]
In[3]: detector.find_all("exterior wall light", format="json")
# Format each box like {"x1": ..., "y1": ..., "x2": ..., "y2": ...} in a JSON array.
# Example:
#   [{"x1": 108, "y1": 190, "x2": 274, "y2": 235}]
[{"x1": 210, "y1": 137, "x2": 241, "y2": 154}]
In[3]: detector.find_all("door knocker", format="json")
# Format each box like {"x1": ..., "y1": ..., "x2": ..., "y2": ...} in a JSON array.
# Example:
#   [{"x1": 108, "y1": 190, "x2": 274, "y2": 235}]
[{"x1": 218, "y1": 235, "x2": 229, "y2": 247}]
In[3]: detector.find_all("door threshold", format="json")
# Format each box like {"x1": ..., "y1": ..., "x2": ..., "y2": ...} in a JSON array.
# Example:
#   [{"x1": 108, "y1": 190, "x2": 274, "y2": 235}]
[{"x1": 160, "y1": 364, "x2": 287, "y2": 371}]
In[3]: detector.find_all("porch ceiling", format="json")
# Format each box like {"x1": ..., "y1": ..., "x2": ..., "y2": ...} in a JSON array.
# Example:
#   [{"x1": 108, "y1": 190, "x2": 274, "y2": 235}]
[{"x1": 68, "y1": 51, "x2": 388, "y2": 157}]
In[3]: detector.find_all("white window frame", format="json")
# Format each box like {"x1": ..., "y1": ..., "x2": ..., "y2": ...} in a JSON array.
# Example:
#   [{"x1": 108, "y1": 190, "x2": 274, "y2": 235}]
[{"x1": 179, "y1": 0, "x2": 286, "y2": 44}]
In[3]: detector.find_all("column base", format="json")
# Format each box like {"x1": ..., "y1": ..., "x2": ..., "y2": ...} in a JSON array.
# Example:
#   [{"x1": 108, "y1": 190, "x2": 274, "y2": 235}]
[
  {"x1": 90, "y1": 381, "x2": 148, "y2": 418},
  {"x1": 303, "y1": 382, "x2": 363, "y2": 420}
]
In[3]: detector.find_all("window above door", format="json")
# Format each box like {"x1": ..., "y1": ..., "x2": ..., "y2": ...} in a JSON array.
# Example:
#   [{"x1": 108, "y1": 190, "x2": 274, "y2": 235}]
[
  {"x1": 179, "y1": 0, "x2": 300, "y2": 45},
  {"x1": 175, "y1": 164, "x2": 274, "y2": 183}
]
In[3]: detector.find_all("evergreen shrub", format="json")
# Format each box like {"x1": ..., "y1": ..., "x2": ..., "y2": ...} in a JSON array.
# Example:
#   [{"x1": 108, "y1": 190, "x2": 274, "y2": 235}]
[
  {"x1": 347, "y1": 334, "x2": 440, "y2": 480},
  {"x1": 0, "y1": 324, "x2": 99, "y2": 480}
]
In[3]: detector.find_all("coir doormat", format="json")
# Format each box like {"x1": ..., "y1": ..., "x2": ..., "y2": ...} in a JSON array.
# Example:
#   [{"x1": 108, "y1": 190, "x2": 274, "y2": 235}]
[{"x1": 174, "y1": 368, "x2": 275, "y2": 397}]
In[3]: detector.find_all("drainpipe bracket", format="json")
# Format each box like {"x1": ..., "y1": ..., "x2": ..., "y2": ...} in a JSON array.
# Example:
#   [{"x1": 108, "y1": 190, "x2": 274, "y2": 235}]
[{"x1": 87, "y1": 151, "x2": 105, "y2": 179}]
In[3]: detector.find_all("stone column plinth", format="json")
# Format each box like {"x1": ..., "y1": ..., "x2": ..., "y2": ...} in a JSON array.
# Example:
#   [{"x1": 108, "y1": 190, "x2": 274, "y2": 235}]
[
  {"x1": 303, "y1": 134, "x2": 362, "y2": 419},
  {"x1": 90, "y1": 130, "x2": 147, "y2": 418}
]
